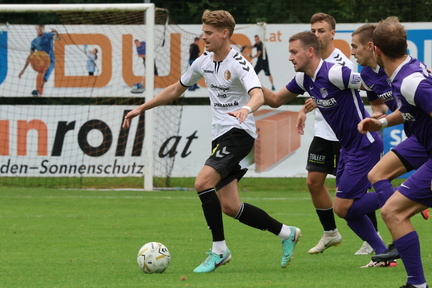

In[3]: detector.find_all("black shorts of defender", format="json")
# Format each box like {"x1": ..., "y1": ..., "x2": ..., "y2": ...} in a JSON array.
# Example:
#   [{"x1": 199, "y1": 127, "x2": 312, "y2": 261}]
[
  {"x1": 306, "y1": 136, "x2": 341, "y2": 176},
  {"x1": 205, "y1": 128, "x2": 254, "y2": 191}
]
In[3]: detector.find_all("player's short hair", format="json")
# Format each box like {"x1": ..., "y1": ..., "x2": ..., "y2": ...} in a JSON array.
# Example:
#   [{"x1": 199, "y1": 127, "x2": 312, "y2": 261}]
[
  {"x1": 373, "y1": 16, "x2": 407, "y2": 58},
  {"x1": 310, "y1": 12, "x2": 336, "y2": 30},
  {"x1": 201, "y1": 10, "x2": 236, "y2": 37},
  {"x1": 289, "y1": 31, "x2": 321, "y2": 56},
  {"x1": 352, "y1": 23, "x2": 376, "y2": 44},
  {"x1": 194, "y1": 37, "x2": 200, "y2": 41}
]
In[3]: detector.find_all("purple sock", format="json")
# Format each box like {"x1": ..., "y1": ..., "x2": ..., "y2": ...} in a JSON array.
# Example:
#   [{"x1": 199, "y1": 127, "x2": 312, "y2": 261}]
[
  {"x1": 373, "y1": 179, "x2": 395, "y2": 206},
  {"x1": 345, "y1": 215, "x2": 387, "y2": 254},
  {"x1": 394, "y1": 231, "x2": 426, "y2": 285}
]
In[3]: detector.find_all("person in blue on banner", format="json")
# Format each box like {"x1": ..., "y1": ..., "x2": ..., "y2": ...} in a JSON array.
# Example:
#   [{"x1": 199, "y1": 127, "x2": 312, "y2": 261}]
[
  {"x1": 132, "y1": 38, "x2": 158, "y2": 93},
  {"x1": 18, "y1": 24, "x2": 60, "y2": 97}
]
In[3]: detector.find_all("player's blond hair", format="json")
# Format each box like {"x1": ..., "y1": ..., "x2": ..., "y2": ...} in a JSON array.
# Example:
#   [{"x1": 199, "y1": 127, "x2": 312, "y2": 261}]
[
  {"x1": 201, "y1": 10, "x2": 236, "y2": 37},
  {"x1": 310, "y1": 12, "x2": 336, "y2": 30}
]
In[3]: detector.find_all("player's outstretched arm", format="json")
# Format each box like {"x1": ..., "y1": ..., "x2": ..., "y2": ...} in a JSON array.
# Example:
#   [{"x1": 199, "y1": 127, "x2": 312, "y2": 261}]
[
  {"x1": 263, "y1": 86, "x2": 298, "y2": 108},
  {"x1": 18, "y1": 52, "x2": 32, "y2": 78},
  {"x1": 123, "y1": 81, "x2": 187, "y2": 128},
  {"x1": 52, "y1": 29, "x2": 61, "y2": 40}
]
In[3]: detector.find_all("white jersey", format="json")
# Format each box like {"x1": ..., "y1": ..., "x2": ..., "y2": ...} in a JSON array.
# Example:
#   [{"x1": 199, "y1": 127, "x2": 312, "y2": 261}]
[
  {"x1": 313, "y1": 48, "x2": 355, "y2": 141},
  {"x1": 181, "y1": 48, "x2": 262, "y2": 140}
]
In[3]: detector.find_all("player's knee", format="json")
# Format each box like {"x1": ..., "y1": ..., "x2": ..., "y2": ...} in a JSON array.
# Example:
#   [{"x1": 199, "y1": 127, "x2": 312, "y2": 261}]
[
  {"x1": 194, "y1": 179, "x2": 207, "y2": 192},
  {"x1": 221, "y1": 203, "x2": 238, "y2": 217},
  {"x1": 367, "y1": 170, "x2": 381, "y2": 184},
  {"x1": 380, "y1": 203, "x2": 397, "y2": 224},
  {"x1": 333, "y1": 206, "x2": 346, "y2": 218}
]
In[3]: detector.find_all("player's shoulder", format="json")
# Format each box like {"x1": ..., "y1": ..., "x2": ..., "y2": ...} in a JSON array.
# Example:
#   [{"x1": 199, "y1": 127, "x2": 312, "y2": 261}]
[
  {"x1": 227, "y1": 49, "x2": 253, "y2": 72},
  {"x1": 328, "y1": 48, "x2": 354, "y2": 69}
]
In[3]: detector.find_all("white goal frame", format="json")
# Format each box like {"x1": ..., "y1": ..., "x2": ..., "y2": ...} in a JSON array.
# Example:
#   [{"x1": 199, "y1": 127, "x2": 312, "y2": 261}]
[{"x1": 0, "y1": 3, "x2": 156, "y2": 190}]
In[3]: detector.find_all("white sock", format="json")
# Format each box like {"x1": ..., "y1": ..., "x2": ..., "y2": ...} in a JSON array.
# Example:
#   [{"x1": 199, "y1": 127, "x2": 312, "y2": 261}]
[
  {"x1": 413, "y1": 284, "x2": 428, "y2": 288},
  {"x1": 212, "y1": 240, "x2": 227, "y2": 255},
  {"x1": 278, "y1": 224, "x2": 292, "y2": 240}
]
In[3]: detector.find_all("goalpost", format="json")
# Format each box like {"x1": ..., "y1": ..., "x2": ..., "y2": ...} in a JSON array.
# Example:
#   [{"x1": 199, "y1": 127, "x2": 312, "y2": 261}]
[{"x1": 0, "y1": 3, "x2": 193, "y2": 190}]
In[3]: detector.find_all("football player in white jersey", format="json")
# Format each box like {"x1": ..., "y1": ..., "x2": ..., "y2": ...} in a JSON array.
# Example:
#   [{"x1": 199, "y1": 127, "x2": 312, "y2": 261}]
[{"x1": 123, "y1": 9, "x2": 301, "y2": 273}]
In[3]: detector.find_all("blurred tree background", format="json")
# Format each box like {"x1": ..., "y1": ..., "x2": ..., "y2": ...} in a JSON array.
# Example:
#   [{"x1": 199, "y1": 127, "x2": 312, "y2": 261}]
[{"x1": 1, "y1": 0, "x2": 431, "y2": 24}]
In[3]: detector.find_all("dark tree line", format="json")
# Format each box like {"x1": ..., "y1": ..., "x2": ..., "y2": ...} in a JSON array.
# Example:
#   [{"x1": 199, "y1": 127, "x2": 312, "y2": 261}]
[{"x1": 1, "y1": 0, "x2": 431, "y2": 24}]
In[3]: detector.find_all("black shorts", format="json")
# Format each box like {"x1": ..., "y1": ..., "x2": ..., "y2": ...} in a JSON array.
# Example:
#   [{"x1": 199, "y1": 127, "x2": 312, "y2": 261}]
[
  {"x1": 205, "y1": 128, "x2": 254, "y2": 189},
  {"x1": 306, "y1": 136, "x2": 341, "y2": 176},
  {"x1": 254, "y1": 59, "x2": 271, "y2": 76}
]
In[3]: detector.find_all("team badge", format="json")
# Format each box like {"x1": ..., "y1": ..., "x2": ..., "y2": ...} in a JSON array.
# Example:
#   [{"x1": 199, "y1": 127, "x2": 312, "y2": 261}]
[
  {"x1": 320, "y1": 88, "x2": 328, "y2": 97},
  {"x1": 351, "y1": 73, "x2": 362, "y2": 85},
  {"x1": 224, "y1": 70, "x2": 231, "y2": 80}
]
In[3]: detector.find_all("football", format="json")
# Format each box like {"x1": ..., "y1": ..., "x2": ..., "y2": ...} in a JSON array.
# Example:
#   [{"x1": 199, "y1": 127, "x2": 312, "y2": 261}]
[
  {"x1": 30, "y1": 51, "x2": 51, "y2": 73},
  {"x1": 137, "y1": 242, "x2": 171, "y2": 273}
]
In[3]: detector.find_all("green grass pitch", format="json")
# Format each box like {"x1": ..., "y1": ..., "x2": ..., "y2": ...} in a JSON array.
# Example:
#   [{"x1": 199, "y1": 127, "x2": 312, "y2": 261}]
[{"x1": 0, "y1": 178, "x2": 430, "y2": 288}]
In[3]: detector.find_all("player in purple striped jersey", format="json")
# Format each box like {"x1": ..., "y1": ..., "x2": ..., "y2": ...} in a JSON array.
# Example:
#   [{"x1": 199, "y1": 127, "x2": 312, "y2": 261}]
[
  {"x1": 264, "y1": 31, "x2": 396, "y2": 267},
  {"x1": 352, "y1": 24, "x2": 429, "y2": 184},
  {"x1": 358, "y1": 16, "x2": 432, "y2": 288},
  {"x1": 297, "y1": 13, "x2": 350, "y2": 255},
  {"x1": 351, "y1": 24, "x2": 430, "y2": 266}
]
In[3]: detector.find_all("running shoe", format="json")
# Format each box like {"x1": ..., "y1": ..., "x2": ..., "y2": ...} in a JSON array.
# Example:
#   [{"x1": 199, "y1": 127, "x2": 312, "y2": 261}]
[
  {"x1": 193, "y1": 248, "x2": 231, "y2": 273},
  {"x1": 281, "y1": 226, "x2": 301, "y2": 268}
]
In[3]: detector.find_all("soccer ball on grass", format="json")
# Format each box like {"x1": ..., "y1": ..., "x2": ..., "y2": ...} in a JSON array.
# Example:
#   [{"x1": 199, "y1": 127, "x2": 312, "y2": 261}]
[{"x1": 137, "y1": 242, "x2": 171, "y2": 273}]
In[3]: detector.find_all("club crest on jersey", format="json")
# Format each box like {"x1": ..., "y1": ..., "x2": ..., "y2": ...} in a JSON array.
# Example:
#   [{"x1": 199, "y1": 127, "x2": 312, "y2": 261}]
[
  {"x1": 351, "y1": 74, "x2": 362, "y2": 84},
  {"x1": 224, "y1": 70, "x2": 232, "y2": 80},
  {"x1": 320, "y1": 88, "x2": 328, "y2": 97}
]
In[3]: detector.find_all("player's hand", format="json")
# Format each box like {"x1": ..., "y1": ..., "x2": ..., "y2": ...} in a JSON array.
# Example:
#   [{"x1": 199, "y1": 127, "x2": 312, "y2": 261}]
[
  {"x1": 228, "y1": 107, "x2": 250, "y2": 124},
  {"x1": 18, "y1": 70, "x2": 24, "y2": 78},
  {"x1": 304, "y1": 98, "x2": 317, "y2": 113},
  {"x1": 357, "y1": 117, "x2": 382, "y2": 134},
  {"x1": 370, "y1": 112, "x2": 385, "y2": 119},
  {"x1": 122, "y1": 108, "x2": 142, "y2": 128},
  {"x1": 296, "y1": 110, "x2": 306, "y2": 135}
]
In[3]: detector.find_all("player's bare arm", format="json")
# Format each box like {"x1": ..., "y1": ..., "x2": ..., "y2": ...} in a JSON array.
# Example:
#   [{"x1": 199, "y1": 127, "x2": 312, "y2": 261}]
[
  {"x1": 263, "y1": 86, "x2": 298, "y2": 108},
  {"x1": 18, "y1": 52, "x2": 33, "y2": 78},
  {"x1": 123, "y1": 81, "x2": 187, "y2": 128},
  {"x1": 357, "y1": 109, "x2": 404, "y2": 134},
  {"x1": 228, "y1": 87, "x2": 264, "y2": 123},
  {"x1": 296, "y1": 107, "x2": 306, "y2": 135},
  {"x1": 368, "y1": 98, "x2": 388, "y2": 119},
  {"x1": 52, "y1": 29, "x2": 61, "y2": 40}
]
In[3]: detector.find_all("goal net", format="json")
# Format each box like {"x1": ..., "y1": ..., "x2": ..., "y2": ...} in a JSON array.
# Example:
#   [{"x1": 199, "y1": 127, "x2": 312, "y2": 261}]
[{"x1": 0, "y1": 4, "x2": 198, "y2": 190}]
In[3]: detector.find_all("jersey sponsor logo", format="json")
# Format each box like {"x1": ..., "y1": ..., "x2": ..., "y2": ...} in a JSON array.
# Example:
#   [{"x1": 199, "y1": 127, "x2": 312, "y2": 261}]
[
  {"x1": 210, "y1": 84, "x2": 230, "y2": 92},
  {"x1": 204, "y1": 69, "x2": 214, "y2": 74},
  {"x1": 224, "y1": 70, "x2": 231, "y2": 80},
  {"x1": 312, "y1": 96, "x2": 338, "y2": 109},
  {"x1": 214, "y1": 102, "x2": 239, "y2": 108},
  {"x1": 378, "y1": 90, "x2": 393, "y2": 102}
]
